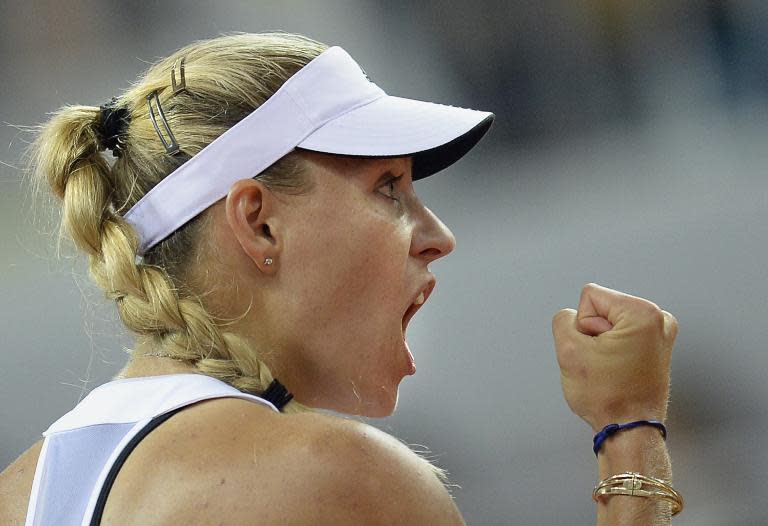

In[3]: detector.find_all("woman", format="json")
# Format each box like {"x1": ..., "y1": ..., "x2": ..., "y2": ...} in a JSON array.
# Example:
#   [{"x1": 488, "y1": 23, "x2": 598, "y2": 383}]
[{"x1": 0, "y1": 32, "x2": 680, "y2": 524}]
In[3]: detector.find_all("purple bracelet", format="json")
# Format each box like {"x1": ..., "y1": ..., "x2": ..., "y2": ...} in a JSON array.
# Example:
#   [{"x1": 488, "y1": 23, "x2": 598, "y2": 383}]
[{"x1": 593, "y1": 420, "x2": 667, "y2": 456}]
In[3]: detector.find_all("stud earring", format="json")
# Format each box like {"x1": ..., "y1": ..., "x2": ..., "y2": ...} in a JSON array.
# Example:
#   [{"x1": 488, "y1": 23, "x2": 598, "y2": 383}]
[{"x1": 265, "y1": 258, "x2": 273, "y2": 266}]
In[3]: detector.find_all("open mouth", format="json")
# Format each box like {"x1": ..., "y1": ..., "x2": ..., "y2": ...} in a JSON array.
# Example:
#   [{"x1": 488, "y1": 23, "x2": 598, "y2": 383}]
[
  {"x1": 399, "y1": 280, "x2": 435, "y2": 375},
  {"x1": 401, "y1": 280, "x2": 436, "y2": 335},
  {"x1": 402, "y1": 303, "x2": 420, "y2": 333}
]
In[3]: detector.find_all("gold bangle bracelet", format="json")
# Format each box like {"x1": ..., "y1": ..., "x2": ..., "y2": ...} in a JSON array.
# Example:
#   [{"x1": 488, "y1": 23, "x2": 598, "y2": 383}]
[{"x1": 592, "y1": 472, "x2": 684, "y2": 516}]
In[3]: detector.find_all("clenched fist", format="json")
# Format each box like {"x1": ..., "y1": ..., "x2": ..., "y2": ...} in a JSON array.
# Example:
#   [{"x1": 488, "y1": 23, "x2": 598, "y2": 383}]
[{"x1": 552, "y1": 283, "x2": 678, "y2": 432}]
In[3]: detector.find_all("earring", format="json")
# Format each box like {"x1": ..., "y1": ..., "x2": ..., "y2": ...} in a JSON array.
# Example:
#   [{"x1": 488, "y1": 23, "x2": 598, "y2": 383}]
[{"x1": 265, "y1": 258, "x2": 273, "y2": 266}]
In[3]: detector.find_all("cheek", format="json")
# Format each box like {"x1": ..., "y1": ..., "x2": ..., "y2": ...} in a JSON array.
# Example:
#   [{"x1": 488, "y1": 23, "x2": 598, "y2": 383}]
[
  {"x1": 301, "y1": 231, "x2": 406, "y2": 337},
  {"x1": 330, "y1": 230, "x2": 405, "y2": 324},
  {"x1": 301, "y1": 204, "x2": 405, "y2": 301}
]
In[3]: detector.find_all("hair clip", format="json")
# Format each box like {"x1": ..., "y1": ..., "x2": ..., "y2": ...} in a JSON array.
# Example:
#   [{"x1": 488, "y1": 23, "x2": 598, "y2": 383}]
[
  {"x1": 146, "y1": 90, "x2": 180, "y2": 155},
  {"x1": 261, "y1": 379, "x2": 294, "y2": 411},
  {"x1": 171, "y1": 57, "x2": 187, "y2": 95},
  {"x1": 97, "y1": 97, "x2": 130, "y2": 157}
]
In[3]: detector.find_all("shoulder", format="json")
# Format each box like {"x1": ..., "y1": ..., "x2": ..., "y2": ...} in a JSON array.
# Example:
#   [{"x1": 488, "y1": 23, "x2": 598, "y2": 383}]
[
  {"x1": 285, "y1": 412, "x2": 465, "y2": 525},
  {"x1": 0, "y1": 439, "x2": 44, "y2": 526},
  {"x1": 104, "y1": 397, "x2": 464, "y2": 525}
]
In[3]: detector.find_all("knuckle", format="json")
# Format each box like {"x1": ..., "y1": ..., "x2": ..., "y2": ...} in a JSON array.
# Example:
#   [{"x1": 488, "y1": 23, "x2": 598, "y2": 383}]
[
  {"x1": 662, "y1": 310, "x2": 678, "y2": 327},
  {"x1": 662, "y1": 310, "x2": 679, "y2": 338},
  {"x1": 555, "y1": 338, "x2": 578, "y2": 369},
  {"x1": 637, "y1": 296, "x2": 659, "y2": 311},
  {"x1": 634, "y1": 299, "x2": 664, "y2": 324},
  {"x1": 647, "y1": 306, "x2": 665, "y2": 329},
  {"x1": 552, "y1": 308, "x2": 575, "y2": 328}
]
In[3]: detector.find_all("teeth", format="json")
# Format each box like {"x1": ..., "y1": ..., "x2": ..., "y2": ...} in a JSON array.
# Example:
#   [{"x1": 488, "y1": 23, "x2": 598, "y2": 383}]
[{"x1": 414, "y1": 291, "x2": 425, "y2": 305}]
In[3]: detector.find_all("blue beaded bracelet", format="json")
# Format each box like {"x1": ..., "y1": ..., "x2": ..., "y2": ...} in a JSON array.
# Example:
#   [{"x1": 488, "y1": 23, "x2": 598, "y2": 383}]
[{"x1": 593, "y1": 420, "x2": 667, "y2": 456}]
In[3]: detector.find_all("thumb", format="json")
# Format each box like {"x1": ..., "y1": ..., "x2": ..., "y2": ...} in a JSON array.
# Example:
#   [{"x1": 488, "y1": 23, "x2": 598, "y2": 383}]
[
  {"x1": 576, "y1": 282, "x2": 638, "y2": 330},
  {"x1": 577, "y1": 315, "x2": 613, "y2": 336}
]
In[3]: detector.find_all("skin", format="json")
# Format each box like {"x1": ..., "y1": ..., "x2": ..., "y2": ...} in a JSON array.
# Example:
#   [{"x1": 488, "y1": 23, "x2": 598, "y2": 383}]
[
  {"x1": 553, "y1": 283, "x2": 678, "y2": 524},
  {"x1": 201, "y1": 153, "x2": 455, "y2": 417},
  {"x1": 121, "y1": 151, "x2": 456, "y2": 418},
  {"x1": 1, "y1": 153, "x2": 677, "y2": 525}
]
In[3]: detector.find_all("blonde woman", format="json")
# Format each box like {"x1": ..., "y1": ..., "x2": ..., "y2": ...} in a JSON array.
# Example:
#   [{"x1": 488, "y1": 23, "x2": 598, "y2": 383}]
[{"x1": 0, "y1": 32, "x2": 680, "y2": 525}]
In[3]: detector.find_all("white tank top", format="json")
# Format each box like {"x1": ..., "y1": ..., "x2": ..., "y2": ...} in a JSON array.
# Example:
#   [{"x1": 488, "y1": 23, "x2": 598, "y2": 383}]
[{"x1": 24, "y1": 373, "x2": 279, "y2": 526}]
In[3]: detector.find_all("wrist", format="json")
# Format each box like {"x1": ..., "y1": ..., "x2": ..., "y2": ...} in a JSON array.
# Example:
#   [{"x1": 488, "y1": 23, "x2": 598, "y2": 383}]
[
  {"x1": 593, "y1": 421, "x2": 666, "y2": 456},
  {"x1": 594, "y1": 426, "x2": 677, "y2": 521},
  {"x1": 590, "y1": 408, "x2": 667, "y2": 433},
  {"x1": 597, "y1": 425, "x2": 671, "y2": 480}
]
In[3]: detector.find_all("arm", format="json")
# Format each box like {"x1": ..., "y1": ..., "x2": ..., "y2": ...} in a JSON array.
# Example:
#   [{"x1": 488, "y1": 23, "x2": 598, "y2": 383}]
[{"x1": 553, "y1": 283, "x2": 680, "y2": 526}]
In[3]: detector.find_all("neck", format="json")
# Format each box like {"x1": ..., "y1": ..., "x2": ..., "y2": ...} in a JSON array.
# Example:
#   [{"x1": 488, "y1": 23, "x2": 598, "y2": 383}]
[{"x1": 115, "y1": 344, "x2": 200, "y2": 380}]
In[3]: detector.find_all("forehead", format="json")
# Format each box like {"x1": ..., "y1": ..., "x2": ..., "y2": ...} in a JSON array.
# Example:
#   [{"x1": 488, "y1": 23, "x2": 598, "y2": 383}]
[{"x1": 299, "y1": 150, "x2": 412, "y2": 179}]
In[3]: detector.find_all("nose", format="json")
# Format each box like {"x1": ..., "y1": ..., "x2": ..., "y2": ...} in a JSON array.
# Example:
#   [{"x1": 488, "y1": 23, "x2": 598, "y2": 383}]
[{"x1": 411, "y1": 204, "x2": 457, "y2": 264}]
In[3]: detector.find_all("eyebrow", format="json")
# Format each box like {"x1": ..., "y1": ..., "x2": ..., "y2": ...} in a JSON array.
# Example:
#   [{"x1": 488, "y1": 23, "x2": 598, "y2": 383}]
[{"x1": 372, "y1": 170, "x2": 403, "y2": 186}]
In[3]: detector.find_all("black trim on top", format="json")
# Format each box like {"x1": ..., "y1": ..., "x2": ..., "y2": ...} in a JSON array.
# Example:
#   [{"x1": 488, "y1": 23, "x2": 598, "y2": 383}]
[
  {"x1": 412, "y1": 114, "x2": 495, "y2": 181},
  {"x1": 89, "y1": 405, "x2": 187, "y2": 525}
]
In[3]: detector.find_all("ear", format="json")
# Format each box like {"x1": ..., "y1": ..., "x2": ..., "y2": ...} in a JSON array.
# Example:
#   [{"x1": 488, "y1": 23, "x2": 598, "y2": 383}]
[{"x1": 224, "y1": 179, "x2": 280, "y2": 273}]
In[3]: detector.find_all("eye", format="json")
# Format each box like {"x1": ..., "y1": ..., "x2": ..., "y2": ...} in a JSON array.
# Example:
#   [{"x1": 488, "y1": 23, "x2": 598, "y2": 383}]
[{"x1": 379, "y1": 175, "x2": 403, "y2": 204}]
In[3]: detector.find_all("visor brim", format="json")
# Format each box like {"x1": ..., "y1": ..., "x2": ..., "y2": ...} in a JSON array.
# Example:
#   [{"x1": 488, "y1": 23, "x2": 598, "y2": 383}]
[{"x1": 297, "y1": 95, "x2": 494, "y2": 180}]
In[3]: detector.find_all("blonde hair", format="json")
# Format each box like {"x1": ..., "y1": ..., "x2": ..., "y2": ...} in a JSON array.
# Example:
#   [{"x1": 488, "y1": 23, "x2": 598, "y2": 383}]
[{"x1": 27, "y1": 32, "x2": 327, "y2": 413}]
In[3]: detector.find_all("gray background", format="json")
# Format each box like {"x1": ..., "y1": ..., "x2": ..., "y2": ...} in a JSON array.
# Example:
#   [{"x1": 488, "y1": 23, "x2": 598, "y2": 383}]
[{"x1": 2, "y1": 1, "x2": 768, "y2": 524}]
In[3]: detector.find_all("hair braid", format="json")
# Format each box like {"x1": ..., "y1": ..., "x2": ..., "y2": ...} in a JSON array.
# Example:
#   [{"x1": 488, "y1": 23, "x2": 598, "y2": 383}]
[{"x1": 27, "y1": 33, "x2": 325, "y2": 413}]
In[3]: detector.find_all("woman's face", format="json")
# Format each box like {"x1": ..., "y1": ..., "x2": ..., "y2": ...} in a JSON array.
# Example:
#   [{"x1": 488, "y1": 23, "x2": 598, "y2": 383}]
[{"x1": 219, "y1": 152, "x2": 456, "y2": 417}]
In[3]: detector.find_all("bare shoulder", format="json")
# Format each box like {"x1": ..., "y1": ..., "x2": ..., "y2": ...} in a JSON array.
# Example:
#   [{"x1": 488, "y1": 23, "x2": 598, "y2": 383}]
[
  {"x1": 106, "y1": 397, "x2": 464, "y2": 525},
  {"x1": 282, "y1": 412, "x2": 466, "y2": 525},
  {"x1": 0, "y1": 439, "x2": 44, "y2": 526}
]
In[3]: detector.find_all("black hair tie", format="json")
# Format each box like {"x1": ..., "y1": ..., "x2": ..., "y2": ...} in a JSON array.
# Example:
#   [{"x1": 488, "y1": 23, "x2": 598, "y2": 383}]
[
  {"x1": 261, "y1": 379, "x2": 294, "y2": 412},
  {"x1": 98, "y1": 97, "x2": 130, "y2": 157}
]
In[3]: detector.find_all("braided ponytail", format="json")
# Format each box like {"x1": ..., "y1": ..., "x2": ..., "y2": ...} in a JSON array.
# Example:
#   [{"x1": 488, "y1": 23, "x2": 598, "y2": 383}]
[{"x1": 27, "y1": 33, "x2": 328, "y2": 414}]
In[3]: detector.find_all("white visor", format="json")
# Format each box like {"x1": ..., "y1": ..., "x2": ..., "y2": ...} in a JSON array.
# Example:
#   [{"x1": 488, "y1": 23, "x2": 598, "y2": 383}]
[{"x1": 124, "y1": 46, "x2": 494, "y2": 256}]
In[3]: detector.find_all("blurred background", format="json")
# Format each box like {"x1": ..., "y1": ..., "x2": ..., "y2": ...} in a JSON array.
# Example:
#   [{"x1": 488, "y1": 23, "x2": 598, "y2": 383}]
[{"x1": 2, "y1": 1, "x2": 768, "y2": 524}]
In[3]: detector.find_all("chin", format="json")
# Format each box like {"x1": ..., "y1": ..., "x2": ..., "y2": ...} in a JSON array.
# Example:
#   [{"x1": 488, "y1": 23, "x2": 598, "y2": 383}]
[
  {"x1": 359, "y1": 377, "x2": 404, "y2": 417},
  {"x1": 306, "y1": 398, "x2": 397, "y2": 418},
  {"x1": 329, "y1": 385, "x2": 400, "y2": 418},
  {"x1": 299, "y1": 372, "x2": 403, "y2": 417},
  {"x1": 360, "y1": 400, "x2": 397, "y2": 418}
]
